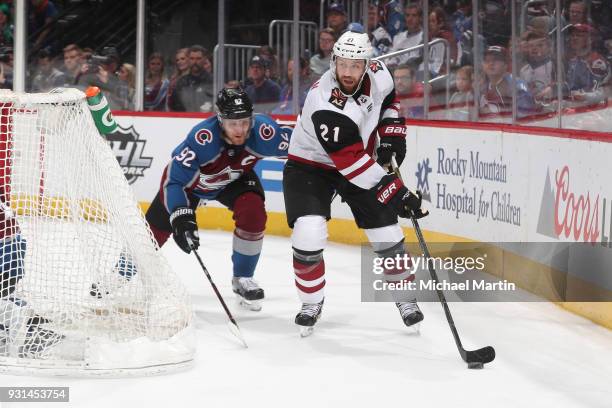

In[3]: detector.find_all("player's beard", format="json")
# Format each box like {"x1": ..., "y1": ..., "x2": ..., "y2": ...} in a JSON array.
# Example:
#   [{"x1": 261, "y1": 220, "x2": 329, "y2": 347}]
[{"x1": 339, "y1": 79, "x2": 357, "y2": 94}]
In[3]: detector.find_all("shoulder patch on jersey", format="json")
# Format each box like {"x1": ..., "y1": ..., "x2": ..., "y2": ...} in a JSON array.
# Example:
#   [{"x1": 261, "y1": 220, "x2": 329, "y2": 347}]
[
  {"x1": 369, "y1": 60, "x2": 383, "y2": 73},
  {"x1": 311, "y1": 80, "x2": 320, "y2": 90},
  {"x1": 329, "y1": 87, "x2": 348, "y2": 110},
  {"x1": 258, "y1": 123, "x2": 276, "y2": 141},
  {"x1": 194, "y1": 129, "x2": 213, "y2": 145}
]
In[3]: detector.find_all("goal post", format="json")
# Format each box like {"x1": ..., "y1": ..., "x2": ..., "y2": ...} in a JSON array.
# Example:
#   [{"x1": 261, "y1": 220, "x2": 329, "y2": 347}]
[{"x1": 0, "y1": 88, "x2": 195, "y2": 376}]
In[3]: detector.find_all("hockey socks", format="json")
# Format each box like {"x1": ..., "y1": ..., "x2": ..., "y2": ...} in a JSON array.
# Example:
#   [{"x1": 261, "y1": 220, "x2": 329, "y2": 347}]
[{"x1": 293, "y1": 248, "x2": 325, "y2": 304}]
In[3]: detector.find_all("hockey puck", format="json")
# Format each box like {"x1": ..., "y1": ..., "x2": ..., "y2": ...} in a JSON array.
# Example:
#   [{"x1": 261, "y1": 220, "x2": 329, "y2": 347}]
[{"x1": 467, "y1": 362, "x2": 484, "y2": 369}]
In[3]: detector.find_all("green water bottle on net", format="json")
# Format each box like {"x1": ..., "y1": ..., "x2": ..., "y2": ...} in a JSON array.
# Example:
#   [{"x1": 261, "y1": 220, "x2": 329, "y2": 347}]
[{"x1": 86, "y1": 86, "x2": 118, "y2": 134}]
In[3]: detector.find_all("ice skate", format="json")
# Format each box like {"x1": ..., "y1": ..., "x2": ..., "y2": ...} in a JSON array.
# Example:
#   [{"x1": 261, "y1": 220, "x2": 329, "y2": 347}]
[
  {"x1": 89, "y1": 274, "x2": 130, "y2": 299},
  {"x1": 232, "y1": 277, "x2": 264, "y2": 311},
  {"x1": 295, "y1": 299, "x2": 324, "y2": 337},
  {"x1": 396, "y1": 300, "x2": 424, "y2": 332},
  {"x1": 90, "y1": 255, "x2": 136, "y2": 298},
  {"x1": 19, "y1": 318, "x2": 64, "y2": 359}
]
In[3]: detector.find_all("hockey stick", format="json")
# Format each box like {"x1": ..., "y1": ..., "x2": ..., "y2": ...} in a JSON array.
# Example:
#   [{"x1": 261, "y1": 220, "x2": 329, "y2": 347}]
[
  {"x1": 390, "y1": 155, "x2": 495, "y2": 368},
  {"x1": 188, "y1": 238, "x2": 248, "y2": 348}
]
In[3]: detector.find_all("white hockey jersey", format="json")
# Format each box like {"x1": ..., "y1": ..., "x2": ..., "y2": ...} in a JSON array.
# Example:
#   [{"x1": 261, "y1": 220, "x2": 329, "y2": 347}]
[{"x1": 288, "y1": 60, "x2": 400, "y2": 190}]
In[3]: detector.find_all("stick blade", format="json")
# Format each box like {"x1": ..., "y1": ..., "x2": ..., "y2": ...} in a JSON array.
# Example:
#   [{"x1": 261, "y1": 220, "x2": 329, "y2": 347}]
[
  {"x1": 227, "y1": 320, "x2": 248, "y2": 348},
  {"x1": 465, "y1": 346, "x2": 495, "y2": 364}
]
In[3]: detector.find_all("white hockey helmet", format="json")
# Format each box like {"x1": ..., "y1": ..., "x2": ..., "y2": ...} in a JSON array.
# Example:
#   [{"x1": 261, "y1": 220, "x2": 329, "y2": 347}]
[
  {"x1": 330, "y1": 30, "x2": 373, "y2": 95},
  {"x1": 332, "y1": 30, "x2": 373, "y2": 60}
]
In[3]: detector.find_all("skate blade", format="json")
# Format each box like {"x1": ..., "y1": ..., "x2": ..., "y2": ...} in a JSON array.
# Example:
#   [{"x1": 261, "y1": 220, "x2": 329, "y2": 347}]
[
  {"x1": 299, "y1": 326, "x2": 315, "y2": 337},
  {"x1": 405, "y1": 322, "x2": 421, "y2": 335},
  {"x1": 235, "y1": 295, "x2": 262, "y2": 312}
]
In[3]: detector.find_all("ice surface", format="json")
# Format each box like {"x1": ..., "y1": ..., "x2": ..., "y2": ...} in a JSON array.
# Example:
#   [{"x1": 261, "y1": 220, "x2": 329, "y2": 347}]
[{"x1": 2, "y1": 230, "x2": 611, "y2": 408}]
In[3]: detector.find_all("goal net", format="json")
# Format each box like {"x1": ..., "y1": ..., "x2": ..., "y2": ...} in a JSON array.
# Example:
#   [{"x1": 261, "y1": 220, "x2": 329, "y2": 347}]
[{"x1": 0, "y1": 89, "x2": 194, "y2": 376}]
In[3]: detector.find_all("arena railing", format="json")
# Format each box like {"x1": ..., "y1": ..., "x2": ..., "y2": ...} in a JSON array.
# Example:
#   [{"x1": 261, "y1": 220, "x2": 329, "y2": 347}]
[{"x1": 375, "y1": 38, "x2": 452, "y2": 118}]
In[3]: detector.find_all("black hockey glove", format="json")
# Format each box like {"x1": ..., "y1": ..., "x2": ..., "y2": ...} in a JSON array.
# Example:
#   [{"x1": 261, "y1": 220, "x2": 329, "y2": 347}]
[
  {"x1": 169, "y1": 207, "x2": 200, "y2": 254},
  {"x1": 373, "y1": 174, "x2": 428, "y2": 219},
  {"x1": 376, "y1": 117, "x2": 407, "y2": 167}
]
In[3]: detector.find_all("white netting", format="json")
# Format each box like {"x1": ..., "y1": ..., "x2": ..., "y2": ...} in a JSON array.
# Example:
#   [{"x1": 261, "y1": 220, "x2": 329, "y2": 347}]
[{"x1": 0, "y1": 89, "x2": 194, "y2": 376}]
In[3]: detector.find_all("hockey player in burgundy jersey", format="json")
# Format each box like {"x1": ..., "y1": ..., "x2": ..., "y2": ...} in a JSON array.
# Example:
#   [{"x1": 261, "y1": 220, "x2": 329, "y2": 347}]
[
  {"x1": 145, "y1": 88, "x2": 291, "y2": 311},
  {"x1": 284, "y1": 30, "x2": 428, "y2": 336}
]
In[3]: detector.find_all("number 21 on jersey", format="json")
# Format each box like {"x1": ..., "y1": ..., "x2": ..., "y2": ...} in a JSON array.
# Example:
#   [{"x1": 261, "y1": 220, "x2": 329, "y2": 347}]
[{"x1": 319, "y1": 124, "x2": 339, "y2": 143}]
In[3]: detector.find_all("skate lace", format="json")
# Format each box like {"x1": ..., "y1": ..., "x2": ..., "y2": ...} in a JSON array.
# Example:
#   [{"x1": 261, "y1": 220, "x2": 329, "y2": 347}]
[
  {"x1": 300, "y1": 302, "x2": 322, "y2": 317},
  {"x1": 396, "y1": 300, "x2": 419, "y2": 316},
  {"x1": 238, "y1": 277, "x2": 260, "y2": 291}
]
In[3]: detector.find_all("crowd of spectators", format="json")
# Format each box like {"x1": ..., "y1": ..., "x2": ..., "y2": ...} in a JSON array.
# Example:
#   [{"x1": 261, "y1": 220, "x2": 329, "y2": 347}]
[
  {"x1": 378, "y1": 0, "x2": 612, "y2": 121},
  {"x1": 4, "y1": 0, "x2": 611, "y2": 121}
]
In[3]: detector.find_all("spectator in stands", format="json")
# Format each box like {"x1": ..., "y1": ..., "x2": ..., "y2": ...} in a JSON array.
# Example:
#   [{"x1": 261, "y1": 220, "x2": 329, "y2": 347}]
[
  {"x1": 166, "y1": 48, "x2": 190, "y2": 111},
  {"x1": 479, "y1": 46, "x2": 537, "y2": 117},
  {"x1": 76, "y1": 46, "x2": 130, "y2": 110},
  {"x1": 28, "y1": 0, "x2": 59, "y2": 51},
  {"x1": 31, "y1": 48, "x2": 66, "y2": 92},
  {"x1": 99, "y1": 46, "x2": 120, "y2": 77},
  {"x1": 389, "y1": 3, "x2": 423, "y2": 67},
  {"x1": 118, "y1": 63, "x2": 136, "y2": 106},
  {"x1": 202, "y1": 52, "x2": 213, "y2": 76},
  {"x1": 272, "y1": 57, "x2": 311, "y2": 115},
  {"x1": 428, "y1": 6, "x2": 457, "y2": 76},
  {"x1": 457, "y1": 29, "x2": 485, "y2": 67},
  {"x1": 257, "y1": 46, "x2": 281, "y2": 84},
  {"x1": 479, "y1": 0, "x2": 510, "y2": 47},
  {"x1": 310, "y1": 28, "x2": 336, "y2": 80},
  {"x1": 80, "y1": 47, "x2": 93, "y2": 66},
  {"x1": 447, "y1": 65, "x2": 474, "y2": 120},
  {"x1": 224, "y1": 80, "x2": 241, "y2": 89},
  {"x1": 0, "y1": 4, "x2": 13, "y2": 46},
  {"x1": 567, "y1": 0, "x2": 588, "y2": 25},
  {"x1": 62, "y1": 43, "x2": 81, "y2": 86},
  {"x1": 393, "y1": 64, "x2": 425, "y2": 119},
  {"x1": 368, "y1": 3, "x2": 392, "y2": 57},
  {"x1": 144, "y1": 52, "x2": 169, "y2": 111},
  {"x1": 520, "y1": 31, "x2": 555, "y2": 104},
  {"x1": 377, "y1": 0, "x2": 405, "y2": 39},
  {"x1": 0, "y1": 46, "x2": 13, "y2": 89},
  {"x1": 245, "y1": 55, "x2": 281, "y2": 113},
  {"x1": 565, "y1": 24, "x2": 610, "y2": 104},
  {"x1": 452, "y1": 0, "x2": 472, "y2": 43},
  {"x1": 326, "y1": 2, "x2": 348, "y2": 38},
  {"x1": 591, "y1": 0, "x2": 612, "y2": 44},
  {"x1": 168, "y1": 45, "x2": 214, "y2": 112}
]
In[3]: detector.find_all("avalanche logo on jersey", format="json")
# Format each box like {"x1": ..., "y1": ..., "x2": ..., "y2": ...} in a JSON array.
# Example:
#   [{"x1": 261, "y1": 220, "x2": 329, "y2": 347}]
[
  {"x1": 194, "y1": 129, "x2": 214, "y2": 146},
  {"x1": 329, "y1": 87, "x2": 348, "y2": 110},
  {"x1": 259, "y1": 123, "x2": 276, "y2": 141},
  {"x1": 369, "y1": 60, "x2": 383, "y2": 73},
  {"x1": 197, "y1": 166, "x2": 243, "y2": 192}
]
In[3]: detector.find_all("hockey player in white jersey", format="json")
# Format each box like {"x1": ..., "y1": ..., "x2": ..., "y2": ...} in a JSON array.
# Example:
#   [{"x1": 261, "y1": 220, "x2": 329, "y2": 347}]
[{"x1": 284, "y1": 30, "x2": 428, "y2": 336}]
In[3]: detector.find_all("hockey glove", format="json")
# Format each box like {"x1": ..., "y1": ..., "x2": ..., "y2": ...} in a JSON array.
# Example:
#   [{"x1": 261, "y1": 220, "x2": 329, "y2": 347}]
[
  {"x1": 376, "y1": 117, "x2": 407, "y2": 167},
  {"x1": 170, "y1": 207, "x2": 200, "y2": 254},
  {"x1": 373, "y1": 174, "x2": 428, "y2": 219}
]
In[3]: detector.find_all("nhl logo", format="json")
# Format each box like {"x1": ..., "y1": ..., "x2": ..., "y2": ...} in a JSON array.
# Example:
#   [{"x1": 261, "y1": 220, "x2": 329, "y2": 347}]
[{"x1": 106, "y1": 125, "x2": 153, "y2": 185}]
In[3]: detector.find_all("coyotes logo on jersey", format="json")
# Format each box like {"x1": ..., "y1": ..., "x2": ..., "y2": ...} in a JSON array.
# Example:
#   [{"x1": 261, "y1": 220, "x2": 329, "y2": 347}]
[
  {"x1": 369, "y1": 60, "x2": 383, "y2": 73},
  {"x1": 329, "y1": 88, "x2": 348, "y2": 110}
]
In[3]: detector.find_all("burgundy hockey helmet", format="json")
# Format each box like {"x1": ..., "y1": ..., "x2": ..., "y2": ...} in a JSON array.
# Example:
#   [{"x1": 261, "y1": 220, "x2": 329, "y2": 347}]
[{"x1": 216, "y1": 87, "x2": 253, "y2": 120}]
